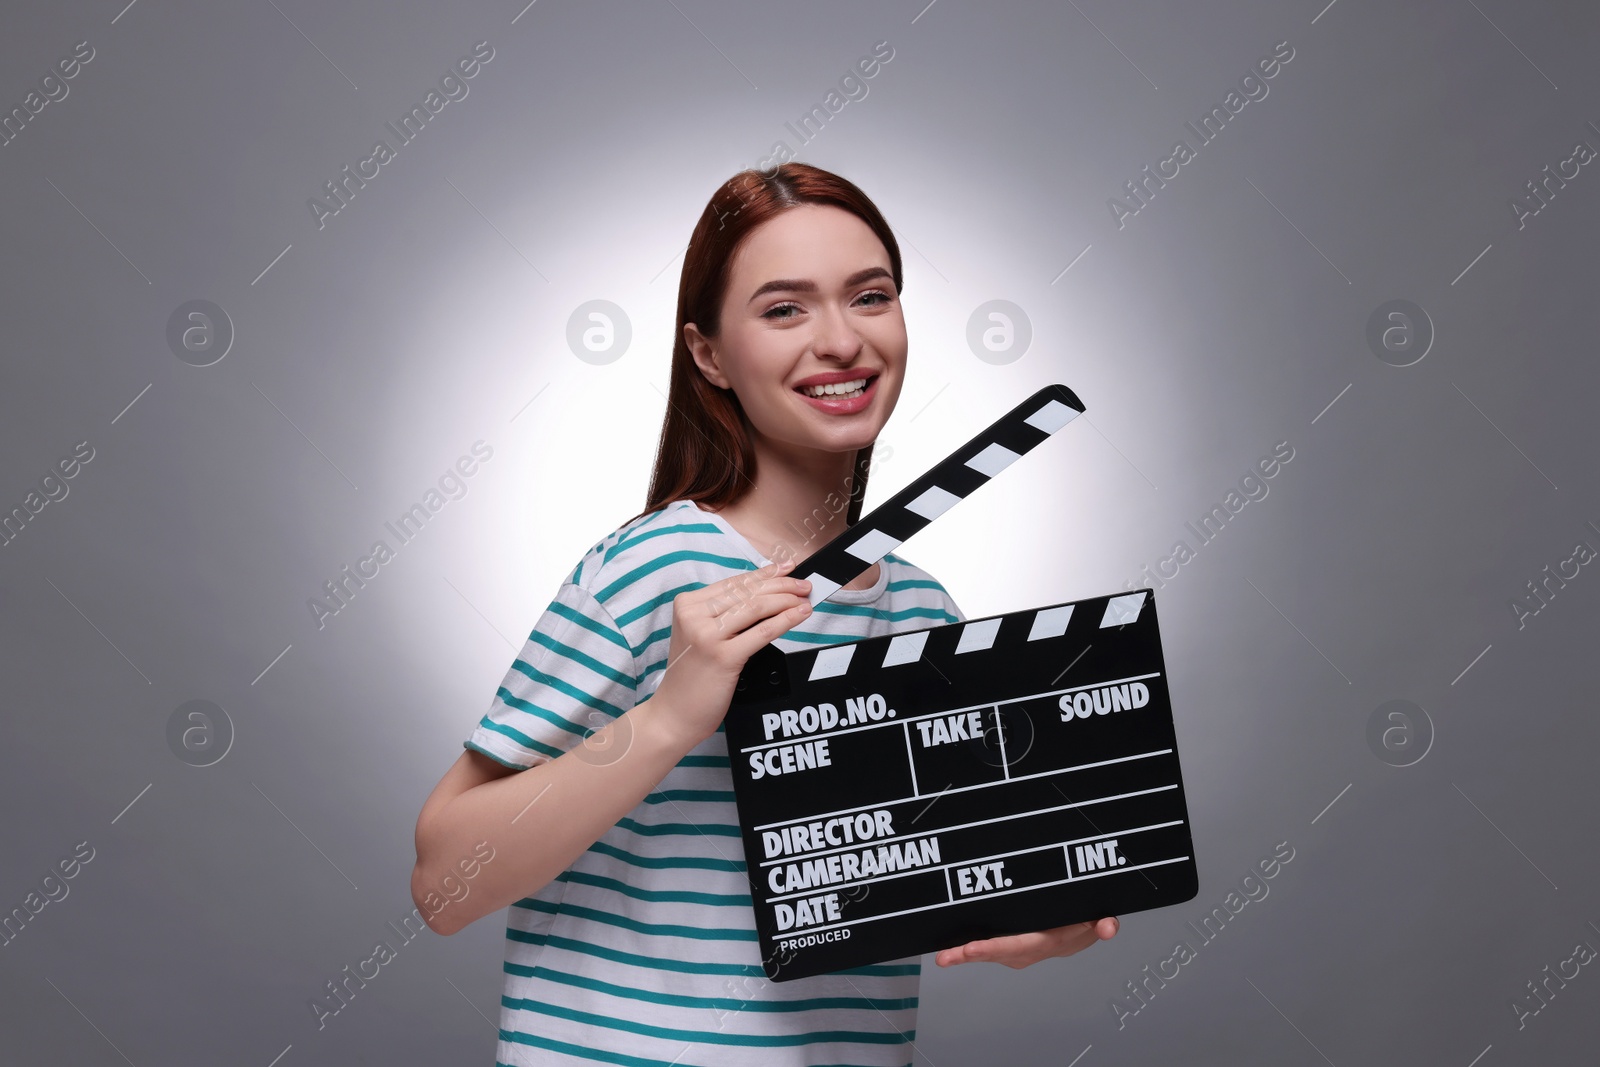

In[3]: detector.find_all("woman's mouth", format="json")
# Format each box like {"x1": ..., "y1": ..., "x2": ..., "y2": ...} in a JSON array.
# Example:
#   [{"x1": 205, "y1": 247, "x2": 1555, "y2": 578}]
[{"x1": 795, "y1": 374, "x2": 878, "y2": 414}]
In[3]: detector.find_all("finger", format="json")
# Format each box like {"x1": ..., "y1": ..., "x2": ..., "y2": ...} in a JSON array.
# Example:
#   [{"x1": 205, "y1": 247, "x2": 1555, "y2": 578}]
[
  {"x1": 728, "y1": 599, "x2": 813, "y2": 657},
  {"x1": 981, "y1": 932, "x2": 1054, "y2": 959},
  {"x1": 705, "y1": 570, "x2": 807, "y2": 615},
  {"x1": 707, "y1": 578, "x2": 811, "y2": 622},
  {"x1": 937, "y1": 932, "x2": 1044, "y2": 967},
  {"x1": 712, "y1": 592, "x2": 814, "y2": 632}
]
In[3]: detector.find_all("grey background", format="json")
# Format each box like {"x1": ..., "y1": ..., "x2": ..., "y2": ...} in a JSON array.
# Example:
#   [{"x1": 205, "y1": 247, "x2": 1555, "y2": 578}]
[{"x1": 2, "y1": 0, "x2": 1596, "y2": 1064}]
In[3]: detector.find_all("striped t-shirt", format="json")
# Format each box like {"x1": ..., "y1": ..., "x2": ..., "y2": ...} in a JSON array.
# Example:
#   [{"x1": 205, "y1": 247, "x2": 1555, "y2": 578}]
[{"x1": 464, "y1": 497, "x2": 966, "y2": 1066}]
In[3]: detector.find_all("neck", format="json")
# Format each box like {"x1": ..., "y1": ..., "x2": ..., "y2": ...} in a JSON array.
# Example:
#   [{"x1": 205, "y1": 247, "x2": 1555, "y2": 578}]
[{"x1": 716, "y1": 439, "x2": 862, "y2": 566}]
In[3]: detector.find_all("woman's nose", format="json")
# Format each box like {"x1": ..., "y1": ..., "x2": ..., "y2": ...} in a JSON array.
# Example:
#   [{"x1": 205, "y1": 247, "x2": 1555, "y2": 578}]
[{"x1": 808, "y1": 304, "x2": 864, "y2": 360}]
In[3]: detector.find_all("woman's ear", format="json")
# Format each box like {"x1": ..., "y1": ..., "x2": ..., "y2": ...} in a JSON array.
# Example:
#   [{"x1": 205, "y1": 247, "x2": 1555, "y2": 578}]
[{"x1": 684, "y1": 323, "x2": 731, "y2": 389}]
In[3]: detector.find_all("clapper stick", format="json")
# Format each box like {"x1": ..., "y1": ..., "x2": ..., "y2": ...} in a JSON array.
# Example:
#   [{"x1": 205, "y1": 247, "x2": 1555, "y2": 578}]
[
  {"x1": 726, "y1": 382, "x2": 1200, "y2": 982},
  {"x1": 788, "y1": 383, "x2": 1086, "y2": 609}
]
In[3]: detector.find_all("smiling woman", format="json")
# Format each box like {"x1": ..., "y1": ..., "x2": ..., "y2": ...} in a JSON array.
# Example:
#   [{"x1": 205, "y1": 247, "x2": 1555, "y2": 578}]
[{"x1": 411, "y1": 163, "x2": 1115, "y2": 1067}]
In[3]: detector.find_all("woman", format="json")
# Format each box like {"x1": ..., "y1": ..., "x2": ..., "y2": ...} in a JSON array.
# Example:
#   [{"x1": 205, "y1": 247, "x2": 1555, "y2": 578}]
[{"x1": 411, "y1": 162, "x2": 1118, "y2": 1065}]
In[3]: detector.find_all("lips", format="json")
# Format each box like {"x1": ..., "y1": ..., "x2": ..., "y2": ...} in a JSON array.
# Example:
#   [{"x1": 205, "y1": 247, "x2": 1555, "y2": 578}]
[
  {"x1": 792, "y1": 369, "x2": 880, "y2": 390},
  {"x1": 794, "y1": 374, "x2": 878, "y2": 414}
]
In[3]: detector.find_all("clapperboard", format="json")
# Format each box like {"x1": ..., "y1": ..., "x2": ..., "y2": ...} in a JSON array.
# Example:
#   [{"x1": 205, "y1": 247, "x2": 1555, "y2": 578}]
[{"x1": 725, "y1": 384, "x2": 1200, "y2": 981}]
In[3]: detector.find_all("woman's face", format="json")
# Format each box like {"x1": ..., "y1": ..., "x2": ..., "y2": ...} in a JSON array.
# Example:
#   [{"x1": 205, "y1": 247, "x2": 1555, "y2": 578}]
[{"x1": 687, "y1": 203, "x2": 906, "y2": 463}]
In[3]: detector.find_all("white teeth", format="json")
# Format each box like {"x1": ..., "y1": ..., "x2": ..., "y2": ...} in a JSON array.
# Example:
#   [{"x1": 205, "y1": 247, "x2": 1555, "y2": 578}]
[{"x1": 800, "y1": 379, "x2": 869, "y2": 398}]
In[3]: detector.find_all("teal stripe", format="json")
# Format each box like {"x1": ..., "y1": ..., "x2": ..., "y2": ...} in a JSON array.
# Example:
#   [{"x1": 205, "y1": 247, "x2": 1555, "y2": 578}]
[
  {"x1": 631, "y1": 624, "x2": 673, "y2": 662},
  {"x1": 836, "y1": 962, "x2": 922, "y2": 977},
  {"x1": 473, "y1": 710, "x2": 582, "y2": 751},
  {"x1": 507, "y1": 933, "x2": 761, "y2": 976},
  {"x1": 615, "y1": 816, "x2": 741, "y2": 838},
  {"x1": 614, "y1": 582, "x2": 705, "y2": 629},
  {"x1": 493, "y1": 1033, "x2": 909, "y2": 1067},
  {"x1": 495, "y1": 1032, "x2": 708, "y2": 1067},
  {"x1": 777, "y1": 620, "x2": 940, "y2": 646},
  {"x1": 887, "y1": 576, "x2": 948, "y2": 593},
  {"x1": 506, "y1": 651, "x2": 634, "y2": 719},
  {"x1": 505, "y1": 937, "x2": 920, "y2": 982},
  {"x1": 463, "y1": 737, "x2": 544, "y2": 768},
  {"x1": 586, "y1": 840, "x2": 744, "y2": 872},
  {"x1": 629, "y1": 596, "x2": 956, "y2": 650},
  {"x1": 643, "y1": 789, "x2": 735, "y2": 805},
  {"x1": 492, "y1": 686, "x2": 591, "y2": 740},
  {"x1": 519, "y1": 964, "x2": 918, "y2": 1013},
  {"x1": 677, "y1": 754, "x2": 729, "y2": 768},
  {"x1": 501, "y1": 995, "x2": 912, "y2": 1047},
  {"x1": 547, "y1": 598, "x2": 632, "y2": 652},
  {"x1": 517, "y1": 898, "x2": 757, "y2": 941},
  {"x1": 597, "y1": 549, "x2": 755, "y2": 604},
  {"x1": 813, "y1": 603, "x2": 956, "y2": 623},
  {"x1": 520, "y1": 631, "x2": 635, "y2": 693},
  {"x1": 581, "y1": 510, "x2": 673, "y2": 585},
  {"x1": 556, "y1": 868, "x2": 750, "y2": 907},
  {"x1": 606, "y1": 521, "x2": 723, "y2": 563},
  {"x1": 496, "y1": 1044, "x2": 900, "y2": 1067}
]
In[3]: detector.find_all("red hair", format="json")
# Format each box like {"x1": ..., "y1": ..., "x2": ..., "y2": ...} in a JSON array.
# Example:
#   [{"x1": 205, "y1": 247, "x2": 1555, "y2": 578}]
[{"x1": 623, "y1": 162, "x2": 904, "y2": 529}]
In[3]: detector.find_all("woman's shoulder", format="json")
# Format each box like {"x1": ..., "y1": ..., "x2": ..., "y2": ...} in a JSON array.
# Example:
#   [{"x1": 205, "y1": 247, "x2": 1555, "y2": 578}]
[
  {"x1": 881, "y1": 551, "x2": 965, "y2": 619},
  {"x1": 879, "y1": 549, "x2": 948, "y2": 587},
  {"x1": 564, "y1": 499, "x2": 736, "y2": 598}
]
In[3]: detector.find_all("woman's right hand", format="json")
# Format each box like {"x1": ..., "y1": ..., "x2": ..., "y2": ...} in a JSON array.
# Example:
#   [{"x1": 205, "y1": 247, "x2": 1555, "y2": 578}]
[{"x1": 650, "y1": 556, "x2": 814, "y2": 747}]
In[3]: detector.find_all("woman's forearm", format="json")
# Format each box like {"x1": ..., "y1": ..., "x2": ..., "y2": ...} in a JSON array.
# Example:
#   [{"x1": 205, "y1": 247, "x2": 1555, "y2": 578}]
[{"x1": 412, "y1": 693, "x2": 702, "y2": 935}]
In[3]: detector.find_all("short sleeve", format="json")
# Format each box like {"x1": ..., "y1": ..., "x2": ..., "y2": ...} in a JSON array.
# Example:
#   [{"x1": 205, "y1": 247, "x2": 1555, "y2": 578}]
[
  {"x1": 464, "y1": 581, "x2": 639, "y2": 770},
  {"x1": 946, "y1": 591, "x2": 967, "y2": 624}
]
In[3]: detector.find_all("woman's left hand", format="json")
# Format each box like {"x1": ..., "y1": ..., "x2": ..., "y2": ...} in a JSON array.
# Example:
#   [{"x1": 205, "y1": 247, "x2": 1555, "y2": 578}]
[{"x1": 934, "y1": 916, "x2": 1119, "y2": 969}]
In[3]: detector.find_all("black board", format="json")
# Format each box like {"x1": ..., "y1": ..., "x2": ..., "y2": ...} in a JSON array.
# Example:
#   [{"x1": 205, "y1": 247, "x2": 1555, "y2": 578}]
[{"x1": 724, "y1": 385, "x2": 1201, "y2": 981}]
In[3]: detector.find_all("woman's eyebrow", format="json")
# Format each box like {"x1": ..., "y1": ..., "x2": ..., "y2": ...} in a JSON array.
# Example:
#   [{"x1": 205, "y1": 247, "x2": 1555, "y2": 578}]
[{"x1": 746, "y1": 266, "x2": 892, "y2": 304}]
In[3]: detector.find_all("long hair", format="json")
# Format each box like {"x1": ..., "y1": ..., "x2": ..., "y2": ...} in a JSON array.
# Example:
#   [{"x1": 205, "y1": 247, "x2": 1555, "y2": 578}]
[{"x1": 622, "y1": 162, "x2": 905, "y2": 529}]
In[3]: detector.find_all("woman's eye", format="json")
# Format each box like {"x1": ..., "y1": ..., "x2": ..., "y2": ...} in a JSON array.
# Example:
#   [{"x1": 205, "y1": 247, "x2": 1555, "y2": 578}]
[
  {"x1": 763, "y1": 302, "x2": 801, "y2": 320},
  {"x1": 857, "y1": 290, "x2": 891, "y2": 306}
]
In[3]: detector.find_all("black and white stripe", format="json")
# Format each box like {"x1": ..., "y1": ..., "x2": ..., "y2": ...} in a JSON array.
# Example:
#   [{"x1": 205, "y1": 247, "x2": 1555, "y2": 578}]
[
  {"x1": 793, "y1": 384, "x2": 1085, "y2": 608},
  {"x1": 805, "y1": 590, "x2": 1146, "y2": 682}
]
